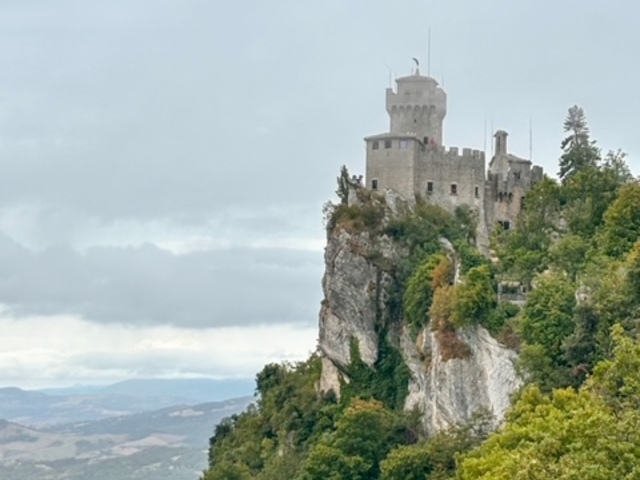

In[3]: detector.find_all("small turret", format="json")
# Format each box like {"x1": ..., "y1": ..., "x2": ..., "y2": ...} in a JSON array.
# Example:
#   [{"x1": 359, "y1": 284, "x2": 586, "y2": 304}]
[{"x1": 494, "y1": 130, "x2": 508, "y2": 156}]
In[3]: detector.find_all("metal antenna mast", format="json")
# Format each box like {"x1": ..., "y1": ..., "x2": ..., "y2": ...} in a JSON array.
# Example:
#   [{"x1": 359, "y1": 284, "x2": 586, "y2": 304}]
[
  {"x1": 490, "y1": 119, "x2": 494, "y2": 157},
  {"x1": 483, "y1": 115, "x2": 487, "y2": 157},
  {"x1": 382, "y1": 62, "x2": 393, "y2": 88},
  {"x1": 529, "y1": 116, "x2": 533, "y2": 161},
  {"x1": 427, "y1": 27, "x2": 432, "y2": 76}
]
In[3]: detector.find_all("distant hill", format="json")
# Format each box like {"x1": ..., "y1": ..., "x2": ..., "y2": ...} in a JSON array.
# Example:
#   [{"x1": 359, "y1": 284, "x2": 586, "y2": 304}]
[
  {"x1": 98, "y1": 378, "x2": 255, "y2": 403},
  {"x1": 0, "y1": 378, "x2": 254, "y2": 427},
  {"x1": 0, "y1": 396, "x2": 254, "y2": 480}
]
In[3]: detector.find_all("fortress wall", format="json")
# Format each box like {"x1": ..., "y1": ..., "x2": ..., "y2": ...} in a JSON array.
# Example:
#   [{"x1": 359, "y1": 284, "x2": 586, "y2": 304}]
[
  {"x1": 366, "y1": 139, "x2": 418, "y2": 200},
  {"x1": 486, "y1": 156, "x2": 538, "y2": 230},
  {"x1": 415, "y1": 148, "x2": 486, "y2": 216},
  {"x1": 362, "y1": 72, "x2": 544, "y2": 241}
]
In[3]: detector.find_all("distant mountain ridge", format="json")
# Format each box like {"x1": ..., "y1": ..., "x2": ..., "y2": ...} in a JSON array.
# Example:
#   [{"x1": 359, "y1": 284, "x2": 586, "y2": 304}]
[
  {"x1": 0, "y1": 378, "x2": 254, "y2": 427},
  {"x1": 97, "y1": 378, "x2": 255, "y2": 402},
  {"x1": 0, "y1": 396, "x2": 254, "y2": 480}
]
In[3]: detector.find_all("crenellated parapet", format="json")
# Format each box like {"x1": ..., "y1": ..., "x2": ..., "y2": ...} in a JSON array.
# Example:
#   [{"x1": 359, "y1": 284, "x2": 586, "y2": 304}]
[
  {"x1": 444, "y1": 147, "x2": 485, "y2": 161},
  {"x1": 386, "y1": 72, "x2": 447, "y2": 146},
  {"x1": 363, "y1": 62, "x2": 544, "y2": 246}
]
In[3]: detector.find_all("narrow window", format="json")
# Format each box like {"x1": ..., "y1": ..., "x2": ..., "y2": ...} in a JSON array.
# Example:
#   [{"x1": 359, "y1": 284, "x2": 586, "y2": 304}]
[
  {"x1": 508, "y1": 192, "x2": 513, "y2": 202},
  {"x1": 399, "y1": 139, "x2": 409, "y2": 149},
  {"x1": 474, "y1": 186, "x2": 479, "y2": 198},
  {"x1": 371, "y1": 179, "x2": 378, "y2": 190},
  {"x1": 384, "y1": 139, "x2": 392, "y2": 149},
  {"x1": 427, "y1": 181, "x2": 433, "y2": 193},
  {"x1": 503, "y1": 221, "x2": 510, "y2": 230},
  {"x1": 423, "y1": 136, "x2": 429, "y2": 144},
  {"x1": 514, "y1": 172, "x2": 521, "y2": 180},
  {"x1": 450, "y1": 184, "x2": 457, "y2": 195},
  {"x1": 521, "y1": 196, "x2": 526, "y2": 208},
  {"x1": 372, "y1": 141, "x2": 379, "y2": 150}
]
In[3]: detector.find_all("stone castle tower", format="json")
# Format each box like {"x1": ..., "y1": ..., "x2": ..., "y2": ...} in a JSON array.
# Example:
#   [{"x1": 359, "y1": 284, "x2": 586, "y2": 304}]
[{"x1": 364, "y1": 68, "x2": 543, "y2": 244}]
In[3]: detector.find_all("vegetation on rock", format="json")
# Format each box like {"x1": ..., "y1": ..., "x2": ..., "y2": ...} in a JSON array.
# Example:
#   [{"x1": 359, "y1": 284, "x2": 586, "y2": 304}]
[{"x1": 202, "y1": 106, "x2": 640, "y2": 480}]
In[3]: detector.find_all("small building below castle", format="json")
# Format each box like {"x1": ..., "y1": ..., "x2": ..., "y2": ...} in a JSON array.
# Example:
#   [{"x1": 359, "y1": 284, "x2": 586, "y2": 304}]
[{"x1": 364, "y1": 68, "x2": 543, "y2": 244}]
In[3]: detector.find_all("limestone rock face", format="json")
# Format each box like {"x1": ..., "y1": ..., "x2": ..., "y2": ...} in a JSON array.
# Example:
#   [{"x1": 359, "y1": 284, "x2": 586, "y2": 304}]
[
  {"x1": 318, "y1": 188, "x2": 521, "y2": 432},
  {"x1": 402, "y1": 325, "x2": 520, "y2": 433},
  {"x1": 318, "y1": 229, "x2": 382, "y2": 371}
]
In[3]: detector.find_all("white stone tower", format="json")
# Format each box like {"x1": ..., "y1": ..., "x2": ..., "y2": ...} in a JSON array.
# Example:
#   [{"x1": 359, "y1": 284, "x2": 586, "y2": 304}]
[{"x1": 386, "y1": 68, "x2": 447, "y2": 146}]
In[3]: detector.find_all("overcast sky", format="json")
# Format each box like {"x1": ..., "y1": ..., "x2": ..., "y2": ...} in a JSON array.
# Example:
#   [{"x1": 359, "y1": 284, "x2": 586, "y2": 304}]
[{"x1": 0, "y1": 0, "x2": 637, "y2": 389}]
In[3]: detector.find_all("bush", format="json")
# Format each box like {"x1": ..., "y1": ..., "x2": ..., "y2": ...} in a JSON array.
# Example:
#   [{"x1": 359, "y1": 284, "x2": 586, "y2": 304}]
[
  {"x1": 484, "y1": 302, "x2": 520, "y2": 335},
  {"x1": 452, "y1": 265, "x2": 496, "y2": 327},
  {"x1": 404, "y1": 254, "x2": 452, "y2": 333}
]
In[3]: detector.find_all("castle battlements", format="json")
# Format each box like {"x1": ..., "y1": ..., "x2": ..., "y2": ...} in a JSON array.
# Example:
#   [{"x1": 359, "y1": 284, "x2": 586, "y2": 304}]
[
  {"x1": 439, "y1": 146, "x2": 485, "y2": 160},
  {"x1": 364, "y1": 68, "x2": 544, "y2": 245}
]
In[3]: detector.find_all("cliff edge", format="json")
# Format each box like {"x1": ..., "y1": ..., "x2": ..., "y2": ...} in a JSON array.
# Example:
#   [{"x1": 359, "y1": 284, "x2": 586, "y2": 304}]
[{"x1": 318, "y1": 185, "x2": 520, "y2": 433}]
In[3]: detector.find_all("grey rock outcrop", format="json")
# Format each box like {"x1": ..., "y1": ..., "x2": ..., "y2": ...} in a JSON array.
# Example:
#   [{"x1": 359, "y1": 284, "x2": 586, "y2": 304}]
[
  {"x1": 318, "y1": 188, "x2": 521, "y2": 432},
  {"x1": 402, "y1": 325, "x2": 520, "y2": 433},
  {"x1": 318, "y1": 229, "x2": 382, "y2": 371}
]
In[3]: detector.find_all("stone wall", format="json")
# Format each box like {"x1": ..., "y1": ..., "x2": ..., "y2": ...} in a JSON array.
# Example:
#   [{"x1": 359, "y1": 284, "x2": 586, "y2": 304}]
[
  {"x1": 365, "y1": 136, "x2": 418, "y2": 200},
  {"x1": 416, "y1": 147, "x2": 485, "y2": 214},
  {"x1": 485, "y1": 153, "x2": 543, "y2": 231},
  {"x1": 363, "y1": 70, "x2": 543, "y2": 240},
  {"x1": 386, "y1": 73, "x2": 446, "y2": 145}
]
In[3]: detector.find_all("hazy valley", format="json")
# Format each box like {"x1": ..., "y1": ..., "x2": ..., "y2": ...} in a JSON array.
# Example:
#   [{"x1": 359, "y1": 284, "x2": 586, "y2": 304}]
[{"x1": 0, "y1": 379, "x2": 253, "y2": 480}]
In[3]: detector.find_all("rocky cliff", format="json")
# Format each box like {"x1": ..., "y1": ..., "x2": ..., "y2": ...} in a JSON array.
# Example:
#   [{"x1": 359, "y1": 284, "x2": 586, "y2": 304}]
[{"x1": 318, "y1": 187, "x2": 520, "y2": 433}]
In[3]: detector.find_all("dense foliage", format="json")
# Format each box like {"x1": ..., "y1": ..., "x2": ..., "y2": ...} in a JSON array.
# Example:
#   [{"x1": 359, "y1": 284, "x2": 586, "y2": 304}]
[
  {"x1": 203, "y1": 106, "x2": 640, "y2": 479},
  {"x1": 458, "y1": 328, "x2": 640, "y2": 479}
]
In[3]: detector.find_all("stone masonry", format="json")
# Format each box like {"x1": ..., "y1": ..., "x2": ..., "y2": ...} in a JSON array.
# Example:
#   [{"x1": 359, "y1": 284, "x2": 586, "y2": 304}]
[{"x1": 364, "y1": 68, "x2": 543, "y2": 245}]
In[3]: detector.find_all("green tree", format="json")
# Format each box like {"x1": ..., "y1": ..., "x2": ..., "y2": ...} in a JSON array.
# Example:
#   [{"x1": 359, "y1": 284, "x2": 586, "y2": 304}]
[
  {"x1": 627, "y1": 241, "x2": 640, "y2": 302},
  {"x1": 601, "y1": 182, "x2": 640, "y2": 257},
  {"x1": 382, "y1": 424, "x2": 482, "y2": 480},
  {"x1": 454, "y1": 205, "x2": 478, "y2": 244},
  {"x1": 562, "y1": 302, "x2": 600, "y2": 386},
  {"x1": 332, "y1": 399, "x2": 404, "y2": 475},
  {"x1": 203, "y1": 460, "x2": 252, "y2": 480},
  {"x1": 299, "y1": 444, "x2": 368, "y2": 480},
  {"x1": 458, "y1": 386, "x2": 640, "y2": 480},
  {"x1": 484, "y1": 302, "x2": 520, "y2": 335},
  {"x1": 588, "y1": 325, "x2": 640, "y2": 415},
  {"x1": 452, "y1": 265, "x2": 496, "y2": 327},
  {"x1": 562, "y1": 155, "x2": 630, "y2": 238},
  {"x1": 381, "y1": 443, "x2": 435, "y2": 480},
  {"x1": 582, "y1": 258, "x2": 637, "y2": 357},
  {"x1": 549, "y1": 234, "x2": 589, "y2": 280},
  {"x1": 301, "y1": 399, "x2": 406, "y2": 480},
  {"x1": 460, "y1": 331, "x2": 640, "y2": 480},
  {"x1": 561, "y1": 105, "x2": 589, "y2": 149},
  {"x1": 404, "y1": 254, "x2": 452, "y2": 332},
  {"x1": 255, "y1": 363, "x2": 286, "y2": 398},
  {"x1": 558, "y1": 105, "x2": 599, "y2": 183},
  {"x1": 518, "y1": 272, "x2": 576, "y2": 390},
  {"x1": 493, "y1": 176, "x2": 560, "y2": 285},
  {"x1": 336, "y1": 165, "x2": 351, "y2": 205}
]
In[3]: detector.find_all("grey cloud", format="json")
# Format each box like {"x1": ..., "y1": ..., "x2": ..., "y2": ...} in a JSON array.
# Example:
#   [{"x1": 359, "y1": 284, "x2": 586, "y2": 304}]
[
  {"x1": 1, "y1": 0, "x2": 636, "y2": 228},
  {"x1": 0, "y1": 232, "x2": 323, "y2": 327},
  {"x1": 0, "y1": 1, "x2": 637, "y2": 330}
]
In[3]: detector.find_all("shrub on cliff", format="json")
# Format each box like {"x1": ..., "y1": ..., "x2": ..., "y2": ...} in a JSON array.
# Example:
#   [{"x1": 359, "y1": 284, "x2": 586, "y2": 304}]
[
  {"x1": 404, "y1": 254, "x2": 453, "y2": 333},
  {"x1": 451, "y1": 265, "x2": 496, "y2": 327}
]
